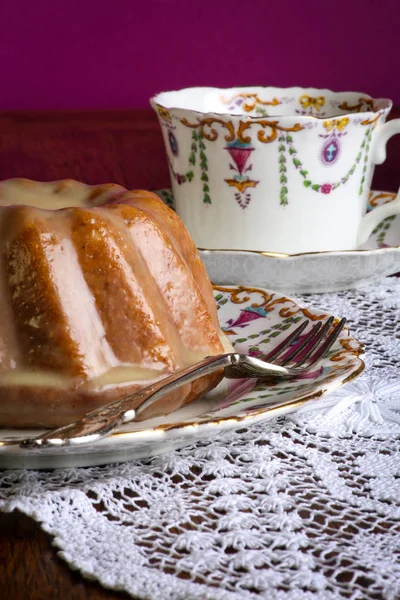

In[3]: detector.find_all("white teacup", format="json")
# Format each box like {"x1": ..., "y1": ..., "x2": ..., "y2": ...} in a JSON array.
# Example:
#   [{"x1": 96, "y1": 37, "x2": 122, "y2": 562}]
[{"x1": 151, "y1": 86, "x2": 400, "y2": 254}]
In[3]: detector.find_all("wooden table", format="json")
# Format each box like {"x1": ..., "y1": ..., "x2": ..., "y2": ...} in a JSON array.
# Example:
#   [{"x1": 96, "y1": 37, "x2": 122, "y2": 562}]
[{"x1": 0, "y1": 107, "x2": 399, "y2": 600}]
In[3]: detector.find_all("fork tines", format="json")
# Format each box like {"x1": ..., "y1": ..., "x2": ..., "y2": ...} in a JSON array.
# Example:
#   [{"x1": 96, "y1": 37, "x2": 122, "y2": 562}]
[{"x1": 264, "y1": 316, "x2": 346, "y2": 371}]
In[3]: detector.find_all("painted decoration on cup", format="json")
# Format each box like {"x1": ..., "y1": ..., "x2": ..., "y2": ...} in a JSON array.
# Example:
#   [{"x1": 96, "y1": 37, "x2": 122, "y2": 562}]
[
  {"x1": 319, "y1": 118, "x2": 349, "y2": 166},
  {"x1": 224, "y1": 140, "x2": 259, "y2": 209},
  {"x1": 162, "y1": 108, "x2": 384, "y2": 209},
  {"x1": 168, "y1": 130, "x2": 178, "y2": 156},
  {"x1": 336, "y1": 97, "x2": 377, "y2": 113},
  {"x1": 177, "y1": 117, "x2": 303, "y2": 209},
  {"x1": 296, "y1": 94, "x2": 326, "y2": 116},
  {"x1": 321, "y1": 137, "x2": 340, "y2": 165},
  {"x1": 220, "y1": 93, "x2": 282, "y2": 116},
  {"x1": 278, "y1": 115, "x2": 381, "y2": 204}
]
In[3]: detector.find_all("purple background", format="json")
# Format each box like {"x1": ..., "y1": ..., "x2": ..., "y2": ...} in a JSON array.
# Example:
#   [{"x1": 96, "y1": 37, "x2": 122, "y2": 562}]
[{"x1": 1, "y1": 0, "x2": 399, "y2": 110}]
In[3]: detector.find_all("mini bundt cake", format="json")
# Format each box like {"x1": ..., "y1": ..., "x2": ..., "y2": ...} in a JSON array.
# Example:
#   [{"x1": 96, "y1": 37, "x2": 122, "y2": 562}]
[{"x1": 0, "y1": 179, "x2": 226, "y2": 428}]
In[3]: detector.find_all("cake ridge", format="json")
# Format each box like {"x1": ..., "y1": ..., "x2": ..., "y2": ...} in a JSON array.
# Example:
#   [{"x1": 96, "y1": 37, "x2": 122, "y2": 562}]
[{"x1": 69, "y1": 204, "x2": 183, "y2": 372}]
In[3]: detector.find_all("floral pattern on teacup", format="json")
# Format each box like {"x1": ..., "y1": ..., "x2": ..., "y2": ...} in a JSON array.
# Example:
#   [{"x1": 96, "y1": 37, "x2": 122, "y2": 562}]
[
  {"x1": 220, "y1": 92, "x2": 283, "y2": 116},
  {"x1": 155, "y1": 95, "x2": 388, "y2": 214},
  {"x1": 174, "y1": 117, "x2": 303, "y2": 208},
  {"x1": 170, "y1": 115, "x2": 375, "y2": 207},
  {"x1": 296, "y1": 94, "x2": 326, "y2": 116},
  {"x1": 334, "y1": 97, "x2": 377, "y2": 113}
]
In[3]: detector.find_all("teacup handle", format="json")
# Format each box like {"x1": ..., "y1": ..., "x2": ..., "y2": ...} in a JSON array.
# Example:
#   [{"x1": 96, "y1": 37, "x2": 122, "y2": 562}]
[{"x1": 356, "y1": 118, "x2": 400, "y2": 246}]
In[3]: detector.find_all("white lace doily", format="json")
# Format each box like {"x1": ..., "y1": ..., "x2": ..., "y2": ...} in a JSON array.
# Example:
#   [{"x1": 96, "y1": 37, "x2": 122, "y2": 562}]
[{"x1": 1, "y1": 278, "x2": 400, "y2": 600}]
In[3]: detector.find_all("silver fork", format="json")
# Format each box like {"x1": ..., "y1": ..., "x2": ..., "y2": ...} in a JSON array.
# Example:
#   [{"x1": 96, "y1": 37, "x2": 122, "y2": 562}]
[{"x1": 19, "y1": 316, "x2": 346, "y2": 450}]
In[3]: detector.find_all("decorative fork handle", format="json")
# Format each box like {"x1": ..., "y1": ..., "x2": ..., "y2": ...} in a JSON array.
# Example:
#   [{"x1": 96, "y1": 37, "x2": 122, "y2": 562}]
[{"x1": 21, "y1": 354, "x2": 290, "y2": 450}]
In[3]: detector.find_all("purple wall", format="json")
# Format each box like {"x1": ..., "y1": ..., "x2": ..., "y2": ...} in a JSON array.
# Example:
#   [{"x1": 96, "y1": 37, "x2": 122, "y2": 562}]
[{"x1": 1, "y1": 0, "x2": 399, "y2": 110}]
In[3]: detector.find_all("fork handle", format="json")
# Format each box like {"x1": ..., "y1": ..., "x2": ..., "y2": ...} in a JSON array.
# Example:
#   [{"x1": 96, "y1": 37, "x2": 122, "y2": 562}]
[
  {"x1": 21, "y1": 354, "x2": 237, "y2": 449},
  {"x1": 21, "y1": 352, "x2": 292, "y2": 450}
]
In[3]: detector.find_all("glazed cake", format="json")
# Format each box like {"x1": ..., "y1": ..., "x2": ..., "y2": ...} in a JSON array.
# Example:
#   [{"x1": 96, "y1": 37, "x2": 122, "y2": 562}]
[{"x1": 0, "y1": 179, "x2": 226, "y2": 427}]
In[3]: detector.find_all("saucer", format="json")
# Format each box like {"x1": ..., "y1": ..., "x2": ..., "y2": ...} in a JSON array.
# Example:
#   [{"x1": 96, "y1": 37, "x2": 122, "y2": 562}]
[
  {"x1": 0, "y1": 285, "x2": 363, "y2": 469},
  {"x1": 155, "y1": 189, "x2": 400, "y2": 293}
]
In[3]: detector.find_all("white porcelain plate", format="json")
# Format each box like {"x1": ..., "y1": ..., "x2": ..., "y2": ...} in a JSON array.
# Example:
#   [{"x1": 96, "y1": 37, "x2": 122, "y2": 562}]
[
  {"x1": 155, "y1": 189, "x2": 400, "y2": 293},
  {"x1": 0, "y1": 286, "x2": 364, "y2": 469}
]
